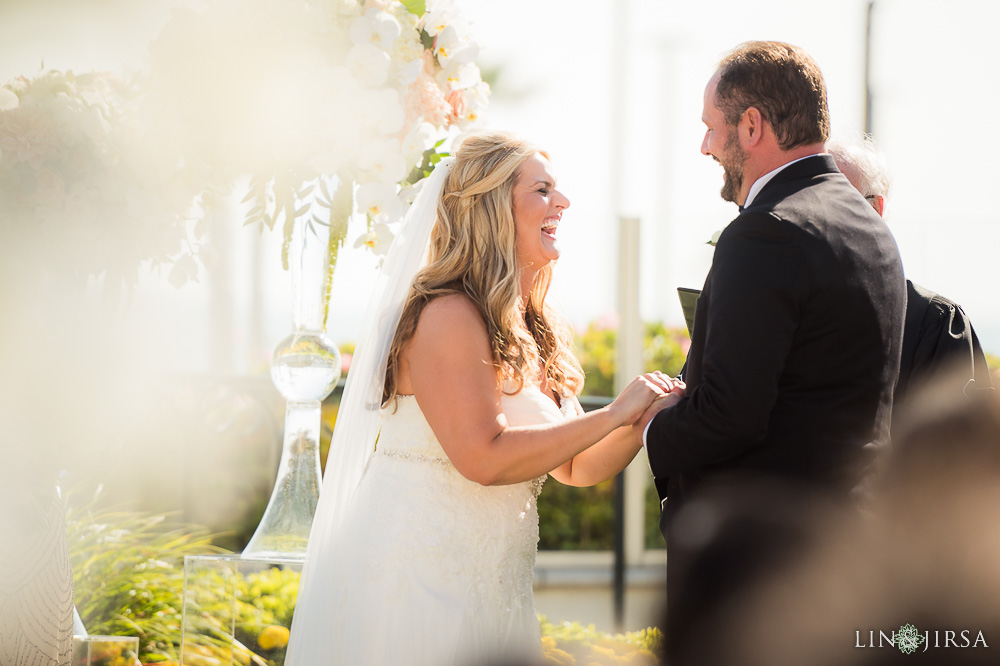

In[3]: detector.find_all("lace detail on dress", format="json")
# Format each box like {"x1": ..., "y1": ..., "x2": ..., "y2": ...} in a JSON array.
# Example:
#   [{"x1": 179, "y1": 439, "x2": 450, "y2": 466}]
[
  {"x1": 302, "y1": 387, "x2": 567, "y2": 665},
  {"x1": 528, "y1": 475, "x2": 546, "y2": 499}
]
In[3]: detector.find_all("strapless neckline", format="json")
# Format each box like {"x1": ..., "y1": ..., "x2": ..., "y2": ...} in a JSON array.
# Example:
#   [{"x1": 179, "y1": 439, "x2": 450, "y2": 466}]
[{"x1": 394, "y1": 383, "x2": 562, "y2": 408}]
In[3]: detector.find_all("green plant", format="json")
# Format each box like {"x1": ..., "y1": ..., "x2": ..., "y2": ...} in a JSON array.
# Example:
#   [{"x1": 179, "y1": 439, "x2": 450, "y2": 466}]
[
  {"x1": 68, "y1": 497, "x2": 227, "y2": 663},
  {"x1": 576, "y1": 321, "x2": 689, "y2": 398},
  {"x1": 539, "y1": 616, "x2": 664, "y2": 664},
  {"x1": 69, "y1": 497, "x2": 307, "y2": 666},
  {"x1": 538, "y1": 480, "x2": 617, "y2": 550},
  {"x1": 68, "y1": 502, "x2": 667, "y2": 666},
  {"x1": 537, "y1": 478, "x2": 665, "y2": 552}
]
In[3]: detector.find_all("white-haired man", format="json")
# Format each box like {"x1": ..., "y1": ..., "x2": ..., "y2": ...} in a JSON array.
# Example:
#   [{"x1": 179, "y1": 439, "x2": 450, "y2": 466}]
[{"x1": 829, "y1": 137, "x2": 994, "y2": 430}]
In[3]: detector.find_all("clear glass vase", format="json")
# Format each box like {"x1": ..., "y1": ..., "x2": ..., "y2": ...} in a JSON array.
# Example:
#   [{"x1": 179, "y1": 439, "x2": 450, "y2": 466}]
[{"x1": 243, "y1": 214, "x2": 340, "y2": 560}]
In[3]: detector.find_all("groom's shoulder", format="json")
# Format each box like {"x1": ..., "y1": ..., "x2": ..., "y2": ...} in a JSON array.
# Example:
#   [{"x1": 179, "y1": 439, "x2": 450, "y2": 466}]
[
  {"x1": 750, "y1": 173, "x2": 875, "y2": 235},
  {"x1": 724, "y1": 207, "x2": 799, "y2": 245}
]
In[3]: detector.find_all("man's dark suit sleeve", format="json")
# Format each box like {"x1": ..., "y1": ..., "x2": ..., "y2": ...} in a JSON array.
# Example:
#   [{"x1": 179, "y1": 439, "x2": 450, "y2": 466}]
[
  {"x1": 646, "y1": 213, "x2": 804, "y2": 477},
  {"x1": 903, "y1": 284, "x2": 993, "y2": 394}
]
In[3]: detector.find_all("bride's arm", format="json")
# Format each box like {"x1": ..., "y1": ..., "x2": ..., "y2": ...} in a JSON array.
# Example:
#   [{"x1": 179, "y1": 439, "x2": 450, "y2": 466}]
[
  {"x1": 405, "y1": 294, "x2": 661, "y2": 486},
  {"x1": 549, "y1": 393, "x2": 682, "y2": 488}
]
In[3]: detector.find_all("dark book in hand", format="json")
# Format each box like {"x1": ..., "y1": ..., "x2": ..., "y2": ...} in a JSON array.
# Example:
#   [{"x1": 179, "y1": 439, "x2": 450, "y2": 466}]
[{"x1": 677, "y1": 287, "x2": 701, "y2": 337}]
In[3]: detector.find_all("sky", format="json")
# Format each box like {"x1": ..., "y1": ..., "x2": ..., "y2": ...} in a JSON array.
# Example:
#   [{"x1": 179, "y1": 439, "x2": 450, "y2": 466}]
[{"x1": 2, "y1": 0, "x2": 998, "y2": 374}]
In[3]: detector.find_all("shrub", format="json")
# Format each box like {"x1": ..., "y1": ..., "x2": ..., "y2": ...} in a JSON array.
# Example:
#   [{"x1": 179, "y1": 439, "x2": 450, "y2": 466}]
[
  {"x1": 539, "y1": 616, "x2": 664, "y2": 664},
  {"x1": 68, "y1": 497, "x2": 225, "y2": 663},
  {"x1": 69, "y1": 504, "x2": 665, "y2": 665}
]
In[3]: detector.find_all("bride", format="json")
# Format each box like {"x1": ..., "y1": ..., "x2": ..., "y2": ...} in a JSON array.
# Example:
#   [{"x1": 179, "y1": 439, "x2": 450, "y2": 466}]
[{"x1": 285, "y1": 132, "x2": 680, "y2": 665}]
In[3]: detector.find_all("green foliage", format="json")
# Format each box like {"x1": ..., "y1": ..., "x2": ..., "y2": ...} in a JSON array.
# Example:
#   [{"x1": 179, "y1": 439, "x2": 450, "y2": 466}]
[
  {"x1": 538, "y1": 477, "x2": 666, "y2": 551},
  {"x1": 539, "y1": 616, "x2": 664, "y2": 664},
  {"x1": 68, "y1": 503, "x2": 665, "y2": 665},
  {"x1": 184, "y1": 566, "x2": 300, "y2": 666},
  {"x1": 576, "y1": 321, "x2": 689, "y2": 397},
  {"x1": 237, "y1": 568, "x2": 299, "y2": 638},
  {"x1": 322, "y1": 176, "x2": 354, "y2": 326},
  {"x1": 401, "y1": 0, "x2": 427, "y2": 16},
  {"x1": 538, "y1": 480, "x2": 616, "y2": 550},
  {"x1": 577, "y1": 324, "x2": 617, "y2": 397},
  {"x1": 406, "y1": 140, "x2": 448, "y2": 183},
  {"x1": 242, "y1": 169, "x2": 358, "y2": 330},
  {"x1": 68, "y1": 498, "x2": 228, "y2": 663},
  {"x1": 69, "y1": 498, "x2": 305, "y2": 665}
]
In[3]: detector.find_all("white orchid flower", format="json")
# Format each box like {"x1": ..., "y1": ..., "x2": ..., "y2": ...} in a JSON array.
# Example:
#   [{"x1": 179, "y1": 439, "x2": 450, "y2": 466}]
[
  {"x1": 433, "y1": 24, "x2": 478, "y2": 68},
  {"x1": 443, "y1": 80, "x2": 489, "y2": 129},
  {"x1": 356, "y1": 182, "x2": 405, "y2": 223},
  {"x1": 346, "y1": 43, "x2": 391, "y2": 87},
  {"x1": 400, "y1": 122, "x2": 436, "y2": 165},
  {"x1": 431, "y1": 25, "x2": 462, "y2": 66},
  {"x1": 398, "y1": 58, "x2": 424, "y2": 86},
  {"x1": 440, "y1": 61, "x2": 481, "y2": 90},
  {"x1": 422, "y1": 3, "x2": 457, "y2": 37},
  {"x1": 359, "y1": 138, "x2": 408, "y2": 185},
  {"x1": 398, "y1": 177, "x2": 425, "y2": 205},
  {"x1": 349, "y1": 8, "x2": 401, "y2": 51},
  {"x1": 463, "y1": 81, "x2": 490, "y2": 122},
  {"x1": 353, "y1": 222, "x2": 395, "y2": 257}
]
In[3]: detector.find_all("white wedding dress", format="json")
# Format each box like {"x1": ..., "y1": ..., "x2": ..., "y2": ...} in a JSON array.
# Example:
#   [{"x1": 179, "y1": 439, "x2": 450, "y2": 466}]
[{"x1": 292, "y1": 384, "x2": 571, "y2": 666}]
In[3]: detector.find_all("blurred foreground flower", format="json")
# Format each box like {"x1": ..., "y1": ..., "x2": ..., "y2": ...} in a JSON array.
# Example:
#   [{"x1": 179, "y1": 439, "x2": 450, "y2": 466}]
[
  {"x1": 146, "y1": 0, "x2": 490, "y2": 319},
  {"x1": 0, "y1": 70, "x2": 200, "y2": 289}
]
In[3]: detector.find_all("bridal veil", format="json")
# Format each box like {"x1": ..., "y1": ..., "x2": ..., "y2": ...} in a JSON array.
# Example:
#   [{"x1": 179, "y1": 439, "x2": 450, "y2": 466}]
[{"x1": 284, "y1": 157, "x2": 454, "y2": 664}]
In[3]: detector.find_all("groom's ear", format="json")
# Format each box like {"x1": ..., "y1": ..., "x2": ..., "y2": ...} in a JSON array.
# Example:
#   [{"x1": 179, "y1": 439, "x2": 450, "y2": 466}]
[{"x1": 740, "y1": 106, "x2": 766, "y2": 148}]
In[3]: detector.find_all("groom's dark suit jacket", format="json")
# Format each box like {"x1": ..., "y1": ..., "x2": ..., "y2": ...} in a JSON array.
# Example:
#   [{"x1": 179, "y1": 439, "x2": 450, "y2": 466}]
[
  {"x1": 647, "y1": 156, "x2": 905, "y2": 661},
  {"x1": 647, "y1": 154, "x2": 905, "y2": 506}
]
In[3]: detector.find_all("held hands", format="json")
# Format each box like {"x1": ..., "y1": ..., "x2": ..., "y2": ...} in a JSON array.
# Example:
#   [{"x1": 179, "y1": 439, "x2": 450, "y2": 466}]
[
  {"x1": 609, "y1": 371, "x2": 686, "y2": 427},
  {"x1": 637, "y1": 372, "x2": 686, "y2": 432},
  {"x1": 634, "y1": 391, "x2": 683, "y2": 434}
]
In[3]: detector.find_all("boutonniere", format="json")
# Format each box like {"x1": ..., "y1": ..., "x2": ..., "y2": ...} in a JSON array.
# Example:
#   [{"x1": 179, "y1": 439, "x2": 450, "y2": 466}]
[{"x1": 706, "y1": 229, "x2": 723, "y2": 247}]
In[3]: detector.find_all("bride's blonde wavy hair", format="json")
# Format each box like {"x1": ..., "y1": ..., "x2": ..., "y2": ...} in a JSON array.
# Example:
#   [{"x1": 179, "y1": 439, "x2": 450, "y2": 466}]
[{"x1": 383, "y1": 131, "x2": 584, "y2": 406}]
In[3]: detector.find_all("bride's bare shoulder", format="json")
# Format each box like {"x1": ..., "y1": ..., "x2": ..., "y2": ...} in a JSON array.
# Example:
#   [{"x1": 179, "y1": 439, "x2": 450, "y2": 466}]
[
  {"x1": 414, "y1": 293, "x2": 486, "y2": 340},
  {"x1": 405, "y1": 293, "x2": 494, "y2": 395}
]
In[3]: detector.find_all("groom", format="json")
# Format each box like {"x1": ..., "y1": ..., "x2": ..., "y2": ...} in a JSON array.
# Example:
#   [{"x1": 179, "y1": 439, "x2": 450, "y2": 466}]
[{"x1": 641, "y1": 42, "x2": 906, "y2": 661}]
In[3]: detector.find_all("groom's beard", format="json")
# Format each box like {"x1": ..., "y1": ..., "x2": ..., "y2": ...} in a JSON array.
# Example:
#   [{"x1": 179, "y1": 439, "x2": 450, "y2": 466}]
[{"x1": 719, "y1": 129, "x2": 749, "y2": 204}]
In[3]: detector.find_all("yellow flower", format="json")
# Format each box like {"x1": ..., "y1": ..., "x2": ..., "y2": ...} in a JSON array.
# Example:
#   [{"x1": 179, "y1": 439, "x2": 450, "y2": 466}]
[
  {"x1": 541, "y1": 636, "x2": 558, "y2": 651},
  {"x1": 543, "y1": 647, "x2": 577, "y2": 665},
  {"x1": 629, "y1": 649, "x2": 659, "y2": 664},
  {"x1": 258, "y1": 624, "x2": 290, "y2": 651}
]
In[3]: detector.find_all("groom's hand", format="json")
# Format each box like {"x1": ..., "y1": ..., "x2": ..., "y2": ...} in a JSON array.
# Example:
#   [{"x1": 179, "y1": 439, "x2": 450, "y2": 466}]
[{"x1": 634, "y1": 391, "x2": 682, "y2": 433}]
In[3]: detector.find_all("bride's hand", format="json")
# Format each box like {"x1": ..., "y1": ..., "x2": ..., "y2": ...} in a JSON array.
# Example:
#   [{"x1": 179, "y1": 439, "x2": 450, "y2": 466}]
[
  {"x1": 634, "y1": 391, "x2": 683, "y2": 433},
  {"x1": 647, "y1": 371, "x2": 685, "y2": 396},
  {"x1": 608, "y1": 375, "x2": 667, "y2": 426}
]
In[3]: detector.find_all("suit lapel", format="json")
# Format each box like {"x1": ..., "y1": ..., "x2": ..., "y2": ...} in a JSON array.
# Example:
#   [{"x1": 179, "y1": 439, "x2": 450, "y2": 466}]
[{"x1": 746, "y1": 154, "x2": 839, "y2": 211}]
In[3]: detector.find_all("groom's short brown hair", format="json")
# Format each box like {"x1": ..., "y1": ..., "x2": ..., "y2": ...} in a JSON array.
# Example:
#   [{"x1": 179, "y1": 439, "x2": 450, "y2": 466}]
[{"x1": 715, "y1": 41, "x2": 830, "y2": 150}]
